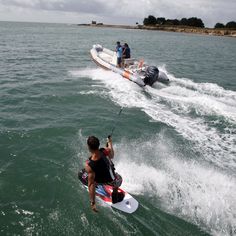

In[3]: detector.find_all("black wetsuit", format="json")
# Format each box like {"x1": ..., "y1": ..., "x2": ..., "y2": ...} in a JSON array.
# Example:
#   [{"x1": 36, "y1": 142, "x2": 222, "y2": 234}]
[{"x1": 87, "y1": 149, "x2": 115, "y2": 184}]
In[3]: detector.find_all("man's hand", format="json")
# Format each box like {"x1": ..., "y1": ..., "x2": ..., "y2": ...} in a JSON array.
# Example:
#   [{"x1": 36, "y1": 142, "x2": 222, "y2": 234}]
[
  {"x1": 91, "y1": 203, "x2": 98, "y2": 213},
  {"x1": 107, "y1": 136, "x2": 112, "y2": 144},
  {"x1": 106, "y1": 136, "x2": 114, "y2": 159}
]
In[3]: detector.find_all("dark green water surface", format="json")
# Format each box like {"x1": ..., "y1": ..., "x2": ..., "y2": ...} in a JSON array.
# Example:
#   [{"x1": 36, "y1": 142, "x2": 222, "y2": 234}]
[{"x1": 0, "y1": 22, "x2": 236, "y2": 236}]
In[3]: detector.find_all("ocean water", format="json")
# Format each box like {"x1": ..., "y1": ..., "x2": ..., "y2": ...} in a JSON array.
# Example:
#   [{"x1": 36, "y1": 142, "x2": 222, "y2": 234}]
[{"x1": 0, "y1": 21, "x2": 236, "y2": 236}]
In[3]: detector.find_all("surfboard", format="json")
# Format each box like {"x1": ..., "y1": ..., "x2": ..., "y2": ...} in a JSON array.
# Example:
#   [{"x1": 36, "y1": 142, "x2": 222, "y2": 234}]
[{"x1": 79, "y1": 170, "x2": 139, "y2": 213}]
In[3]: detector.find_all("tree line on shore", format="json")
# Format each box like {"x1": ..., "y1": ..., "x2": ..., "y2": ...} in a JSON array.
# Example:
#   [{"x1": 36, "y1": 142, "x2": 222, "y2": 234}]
[
  {"x1": 143, "y1": 15, "x2": 236, "y2": 29},
  {"x1": 214, "y1": 22, "x2": 236, "y2": 29}
]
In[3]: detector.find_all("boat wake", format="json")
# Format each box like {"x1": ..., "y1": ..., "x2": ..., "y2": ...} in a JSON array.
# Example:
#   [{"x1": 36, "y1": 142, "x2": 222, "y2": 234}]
[
  {"x1": 71, "y1": 67, "x2": 236, "y2": 235},
  {"x1": 71, "y1": 67, "x2": 236, "y2": 173},
  {"x1": 115, "y1": 136, "x2": 236, "y2": 236}
]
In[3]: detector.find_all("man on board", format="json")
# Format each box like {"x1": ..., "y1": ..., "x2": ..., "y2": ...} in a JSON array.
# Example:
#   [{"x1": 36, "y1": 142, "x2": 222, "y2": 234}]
[{"x1": 82, "y1": 136, "x2": 123, "y2": 212}]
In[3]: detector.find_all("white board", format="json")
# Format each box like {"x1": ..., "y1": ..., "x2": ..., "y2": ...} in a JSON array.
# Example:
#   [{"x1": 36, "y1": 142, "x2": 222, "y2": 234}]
[{"x1": 83, "y1": 184, "x2": 139, "y2": 214}]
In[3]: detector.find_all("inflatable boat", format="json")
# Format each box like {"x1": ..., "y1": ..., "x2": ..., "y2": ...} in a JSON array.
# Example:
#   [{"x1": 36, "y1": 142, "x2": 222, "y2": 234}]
[{"x1": 90, "y1": 44, "x2": 169, "y2": 87}]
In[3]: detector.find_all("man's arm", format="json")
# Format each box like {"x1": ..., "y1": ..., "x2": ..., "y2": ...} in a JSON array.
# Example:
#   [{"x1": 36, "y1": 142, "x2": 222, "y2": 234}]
[
  {"x1": 122, "y1": 48, "x2": 126, "y2": 56},
  {"x1": 85, "y1": 164, "x2": 98, "y2": 212}
]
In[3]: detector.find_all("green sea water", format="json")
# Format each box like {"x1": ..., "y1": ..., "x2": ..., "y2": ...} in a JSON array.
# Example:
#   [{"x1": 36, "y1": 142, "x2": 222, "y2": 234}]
[{"x1": 0, "y1": 21, "x2": 236, "y2": 236}]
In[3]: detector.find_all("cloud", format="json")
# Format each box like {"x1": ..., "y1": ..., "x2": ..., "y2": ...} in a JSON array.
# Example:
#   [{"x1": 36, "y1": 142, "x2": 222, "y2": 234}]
[
  {"x1": 0, "y1": 0, "x2": 235, "y2": 26},
  {"x1": 0, "y1": 0, "x2": 109, "y2": 14}
]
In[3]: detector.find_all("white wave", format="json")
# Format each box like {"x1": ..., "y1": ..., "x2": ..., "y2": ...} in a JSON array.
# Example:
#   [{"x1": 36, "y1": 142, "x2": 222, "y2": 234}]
[
  {"x1": 114, "y1": 137, "x2": 236, "y2": 236},
  {"x1": 147, "y1": 85, "x2": 236, "y2": 122},
  {"x1": 78, "y1": 91, "x2": 99, "y2": 95},
  {"x1": 164, "y1": 67, "x2": 236, "y2": 101}
]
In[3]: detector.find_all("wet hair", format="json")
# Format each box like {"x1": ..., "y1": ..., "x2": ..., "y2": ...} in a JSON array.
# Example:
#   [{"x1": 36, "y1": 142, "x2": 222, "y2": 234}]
[{"x1": 87, "y1": 136, "x2": 100, "y2": 151}]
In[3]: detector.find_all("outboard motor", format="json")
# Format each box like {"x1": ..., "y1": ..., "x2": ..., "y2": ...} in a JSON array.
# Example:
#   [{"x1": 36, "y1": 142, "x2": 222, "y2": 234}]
[{"x1": 144, "y1": 66, "x2": 159, "y2": 86}]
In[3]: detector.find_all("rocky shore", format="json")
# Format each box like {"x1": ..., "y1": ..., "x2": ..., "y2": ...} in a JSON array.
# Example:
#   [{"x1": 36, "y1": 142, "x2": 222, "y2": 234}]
[{"x1": 78, "y1": 24, "x2": 236, "y2": 38}]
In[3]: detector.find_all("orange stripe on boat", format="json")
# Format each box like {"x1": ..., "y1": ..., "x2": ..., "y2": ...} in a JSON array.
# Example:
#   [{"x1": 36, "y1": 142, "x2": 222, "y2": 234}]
[{"x1": 123, "y1": 71, "x2": 131, "y2": 80}]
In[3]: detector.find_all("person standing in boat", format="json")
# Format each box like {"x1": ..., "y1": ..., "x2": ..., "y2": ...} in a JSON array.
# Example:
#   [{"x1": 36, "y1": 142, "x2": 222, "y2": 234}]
[
  {"x1": 116, "y1": 41, "x2": 123, "y2": 68},
  {"x1": 123, "y1": 43, "x2": 131, "y2": 59}
]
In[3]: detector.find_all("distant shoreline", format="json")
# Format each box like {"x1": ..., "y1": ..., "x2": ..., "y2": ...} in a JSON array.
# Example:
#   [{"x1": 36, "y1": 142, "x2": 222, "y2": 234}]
[{"x1": 78, "y1": 24, "x2": 236, "y2": 38}]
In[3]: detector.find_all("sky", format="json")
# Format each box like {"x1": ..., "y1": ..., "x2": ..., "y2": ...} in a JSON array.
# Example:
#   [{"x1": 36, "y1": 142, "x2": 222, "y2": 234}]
[{"x1": 0, "y1": 0, "x2": 235, "y2": 27}]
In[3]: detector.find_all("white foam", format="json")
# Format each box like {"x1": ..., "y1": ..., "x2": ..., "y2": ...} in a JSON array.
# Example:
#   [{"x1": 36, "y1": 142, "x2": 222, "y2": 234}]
[
  {"x1": 115, "y1": 138, "x2": 236, "y2": 236},
  {"x1": 147, "y1": 85, "x2": 236, "y2": 122},
  {"x1": 15, "y1": 209, "x2": 34, "y2": 216},
  {"x1": 78, "y1": 91, "x2": 100, "y2": 95},
  {"x1": 80, "y1": 213, "x2": 89, "y2": 227}
]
